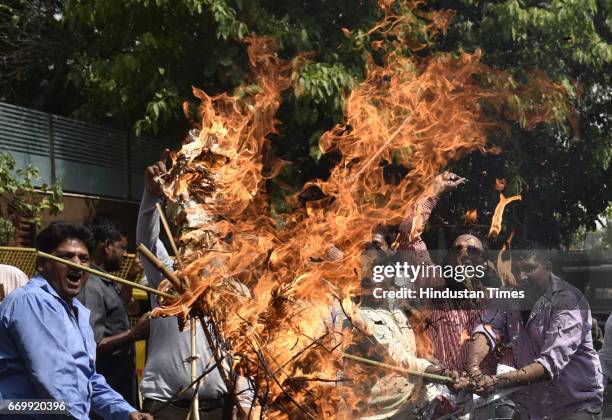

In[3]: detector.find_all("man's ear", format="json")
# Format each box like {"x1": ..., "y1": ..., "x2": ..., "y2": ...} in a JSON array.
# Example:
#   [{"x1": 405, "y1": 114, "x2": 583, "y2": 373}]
[
  {"x1": 103, "y1": 239, "x2": 113, "y2": 256},
  {"x1": 545, "y1": 260, "x2": 552, "y2": 272}
]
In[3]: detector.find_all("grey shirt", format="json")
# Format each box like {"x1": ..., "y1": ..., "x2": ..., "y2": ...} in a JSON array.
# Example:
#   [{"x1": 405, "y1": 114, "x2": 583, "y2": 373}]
[
  {"x1": 137, "y1": 189, "x2": 253, "y2": 406},
  {"x1": 77, "y1": 266, "x2": 136, "y2": 405}
]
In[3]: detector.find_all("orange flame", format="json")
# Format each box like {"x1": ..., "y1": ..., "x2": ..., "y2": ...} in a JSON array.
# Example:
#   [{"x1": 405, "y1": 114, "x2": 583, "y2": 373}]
[
  {"x1": 495, "y1": 178, "x2": 506, "y2": 191},
  {"x1": 459, "y1": 329, "x2": 471, "y2": 346},
  {"x1": 488, "y1": 193, "x2": 521, "y2": 237},
  {"x1": 496, "y1": 228, "x2": 517, "y2": 287},
  {"x1": 148, "y1": 2, "x2": 568, "y2": 417},
  {"x1": 464, "y1": 208, "x2": 478, "y2": 225}
]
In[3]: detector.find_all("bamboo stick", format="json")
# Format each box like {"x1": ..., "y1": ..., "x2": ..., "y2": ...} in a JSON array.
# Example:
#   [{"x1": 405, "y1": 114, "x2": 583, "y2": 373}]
[
  {"x1": 340, "y1": 352, "x2": 454, "y2": 384},
  {"x1": 36, "y1": 251, "x2": 175, "y2": 299},
  {"x1": 155, "y1": 203, "x2": 185, "y2": 270},
  {"x1": 137, "y1": 244, "x2": 183, "y2": 290}
]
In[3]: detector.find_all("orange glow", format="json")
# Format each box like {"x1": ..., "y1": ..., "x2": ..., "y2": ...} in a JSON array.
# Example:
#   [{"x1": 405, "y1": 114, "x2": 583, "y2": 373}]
[
  {"x1": 488, "y1": 193, "x2": 522, "y2": 237},
  {"x1": 464, "y1": 208, "x2": 478, "y2": 225},
  {"x1": 496, "y1": 228, "x2": 517, "y2": 287},
  {"x1": 147, "y1": 2, "x2": 569, "y2": 417},
  {"x1": 459, "y1": 329, "x2": 471, "y2": 346},
  {"x1": 495, "y1": 178, "x2": 506, "y2": 191}
]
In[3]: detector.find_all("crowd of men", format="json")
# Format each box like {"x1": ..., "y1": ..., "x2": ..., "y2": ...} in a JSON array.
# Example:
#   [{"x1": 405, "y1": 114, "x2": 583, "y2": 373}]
[{"x1": 0, "y1": 165, "x2": 609, "y2": 420}]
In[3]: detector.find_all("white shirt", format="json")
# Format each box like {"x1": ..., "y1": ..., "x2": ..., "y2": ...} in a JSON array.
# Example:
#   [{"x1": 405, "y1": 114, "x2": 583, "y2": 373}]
[
  {"x1": 0, "y1": 264, "x2": 29, "y2": 301},
  {"x1": 340, "y1": 306, "x2": 431, "y2": 419},
  {"x1": 599, "y1": 314, "x2": 612, "y2": 383}
]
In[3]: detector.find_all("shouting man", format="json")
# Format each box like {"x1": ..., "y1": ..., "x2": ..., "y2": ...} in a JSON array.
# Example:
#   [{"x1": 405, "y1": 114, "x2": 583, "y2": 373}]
[{"x1": 0, "y1": 222, "x2": 151, "y2": 420}]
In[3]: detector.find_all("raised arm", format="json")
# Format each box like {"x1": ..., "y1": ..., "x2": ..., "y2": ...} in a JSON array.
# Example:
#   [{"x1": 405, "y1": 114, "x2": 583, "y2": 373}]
[
  {"x1": 397, "y1": 172, "x2": 465, "y2": 289},
  {"x1": 137, "y1": 159, "x2": 173, "y2": 289}
]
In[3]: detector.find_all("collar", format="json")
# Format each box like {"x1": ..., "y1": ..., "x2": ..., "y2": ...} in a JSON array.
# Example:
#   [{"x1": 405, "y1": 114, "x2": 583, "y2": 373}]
[
  {"x1": 31, "y1": 273, "x2": 89, "y2": 316},
  {"x1": 550, "y1": 274, "x2": 564, "y2": 292},
  {"x1": 542, "y1": 274, "x2": 564, "y2": 298},
  {"x1": 32, "y1": 273, "x2": 64, "y2": 301},
  {"x1": 91, "y1": 263, "x2": 115, "y2": 285},
  {"x1": 526, "y1": 274, "x2": 567, "y2": 325},
  {"x1": 91, "y1": 263, "x2": 107, "y2": 273}
]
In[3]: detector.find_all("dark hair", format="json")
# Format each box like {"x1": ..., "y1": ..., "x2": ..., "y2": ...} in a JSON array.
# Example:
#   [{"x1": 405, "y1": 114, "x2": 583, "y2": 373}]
[
  {"x1": 514, "y1": 239, "x2": 551, "y2": 264},
  {"x1": 86, "y1": 218, "x2": 123, "y2": 246},
  {"x1": 36, "y1": 222, "x2": 94, "y2": 253}
]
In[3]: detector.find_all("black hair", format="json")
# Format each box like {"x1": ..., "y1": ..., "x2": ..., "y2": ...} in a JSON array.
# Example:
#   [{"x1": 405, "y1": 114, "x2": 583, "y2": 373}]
[
  {"x1": 514, "y1": 239, "x2": 551, "y2": 265},
  {"x1": 36, "y1": 222, "x2": 95, "y2": 253},
  {"x1": 86, "y1": 217, "x2": 123, "y2": 246}
]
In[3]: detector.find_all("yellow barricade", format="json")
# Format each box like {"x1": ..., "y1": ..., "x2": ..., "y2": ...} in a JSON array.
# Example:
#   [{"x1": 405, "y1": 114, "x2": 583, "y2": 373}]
[{"x1": 0, "y1": 247, "x2": 149, "y2": 301}]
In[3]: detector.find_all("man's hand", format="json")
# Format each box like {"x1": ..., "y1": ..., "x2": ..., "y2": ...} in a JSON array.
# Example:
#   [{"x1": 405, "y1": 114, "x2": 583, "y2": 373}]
[
  {"x1": 129, "y1": 311, "x2": 151, "y2": 342},
  {"x1": 468, "y1": 367, "x2": 497, "y2": 396},
  {"x1": 128, "y1": 411, "x2": 153, "y2": 420},
  {"x1": 431, "y1": 171, "x2": 466, "y2": 197},
  {"x1": 450, "y1": 371, "x2": 473, "y2": 392},
  {"x1": 144, "y1": 149, "x2": 169, "y2": 196},
  {"x1": 127, "y1": 255, "x2": 143, "y2": 281},
  {"x1": 425, "y1": 364, "x2": 445, "y2": 376}
]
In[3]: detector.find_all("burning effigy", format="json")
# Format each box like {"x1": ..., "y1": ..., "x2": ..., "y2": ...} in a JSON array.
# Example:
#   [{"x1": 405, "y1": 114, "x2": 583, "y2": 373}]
[{"x1": 144, "y1": 1, "x2": 569, "y2": 418}]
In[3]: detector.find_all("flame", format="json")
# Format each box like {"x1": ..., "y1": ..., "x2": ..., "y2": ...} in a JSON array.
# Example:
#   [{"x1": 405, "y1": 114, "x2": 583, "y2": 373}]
[
  {"x1": 495, "y1": 178, "x2": 506, "y2": 191},
  {"x1": 464, "y1": 208, "x2": 478, "y2": 225},
  {"x1": 488, "y1": 193, "x2": 521, "y2": 237},
  {"x1": 147, "y1": 2, "x2": 568, "y2": 417},
  {"x1": 496, "y1": 228, "x2": 517, "y2": 287},
  {"x1": 459, "y1": 329, "x2": 471, "y2": 346}
]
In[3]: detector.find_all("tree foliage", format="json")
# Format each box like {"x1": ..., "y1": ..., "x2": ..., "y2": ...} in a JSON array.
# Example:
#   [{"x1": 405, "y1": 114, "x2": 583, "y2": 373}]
[
  {"x1": 434, "y1": 0, "x2": 612, "y2": 246},
  {"x1": 1, "y1": 0, "x2": 610, "y2": 246},
  {"x1": 0, "y1": 152, "x2": 63, "y2": 245}
]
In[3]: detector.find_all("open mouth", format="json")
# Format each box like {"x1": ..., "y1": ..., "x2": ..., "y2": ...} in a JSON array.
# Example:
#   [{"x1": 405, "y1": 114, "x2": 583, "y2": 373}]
[{"x1": 65, "y1": 271, "x2": 83, "y2": 287}]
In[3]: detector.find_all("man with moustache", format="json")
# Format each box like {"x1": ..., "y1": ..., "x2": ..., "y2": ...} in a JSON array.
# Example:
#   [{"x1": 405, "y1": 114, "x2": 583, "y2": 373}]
[
  {"x1": 466, "y1": 243, "x2": 603, "y2": 419},
  {"x1": 398, "y1": 171, "x2": 516, "y2": 418},
  {"x1": 0, "y1": 222, "x2": 151, "y2": 420}
]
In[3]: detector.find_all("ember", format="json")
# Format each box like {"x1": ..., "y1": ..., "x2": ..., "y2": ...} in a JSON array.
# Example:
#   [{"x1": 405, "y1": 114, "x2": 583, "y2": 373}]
[{"x1": 464, "y1": 209, "x2": 478, "y2": 226}]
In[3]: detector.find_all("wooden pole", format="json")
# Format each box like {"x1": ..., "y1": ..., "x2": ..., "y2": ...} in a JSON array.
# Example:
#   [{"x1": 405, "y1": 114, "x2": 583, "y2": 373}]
[
  {"x1": 155, "y1": 203, "x2": 184, "y2": 268},
  {"x1": 36, "y1": 251, "x2": 175, "y2": 299},
  {"x1": 340, "y1": 352, "x2": 454, "y2": 384},
  {"x1": 137, "y1": 244, "x2": 183, "y2": 291},
  {"x1": 155, "y1": 202, "x2": 190, "y2": 288}
]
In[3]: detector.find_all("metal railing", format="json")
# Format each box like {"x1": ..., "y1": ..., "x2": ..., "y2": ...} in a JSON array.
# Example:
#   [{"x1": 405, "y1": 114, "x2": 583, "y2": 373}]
[
  {"x1": 0, "y1": 247, "x2": 148, "y2": 300},
  {"x1": 0, "y1": 102, "x2": 167, "y2": 201}
]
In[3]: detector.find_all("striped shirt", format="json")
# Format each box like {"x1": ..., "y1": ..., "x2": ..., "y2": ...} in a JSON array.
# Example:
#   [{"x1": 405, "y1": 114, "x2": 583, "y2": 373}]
[
  {"x1": 397, "y1": 195, "x2": 514, "y2": 373},
  {"x1": 424, "y1": 307, "x2": 514, "y2": 373}
]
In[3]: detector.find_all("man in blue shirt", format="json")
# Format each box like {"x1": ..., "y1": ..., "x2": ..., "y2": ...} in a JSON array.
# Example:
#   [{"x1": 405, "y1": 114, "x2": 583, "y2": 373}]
[{"x1": 0, "y1": 222, "x2": 152, "y2": 420}]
